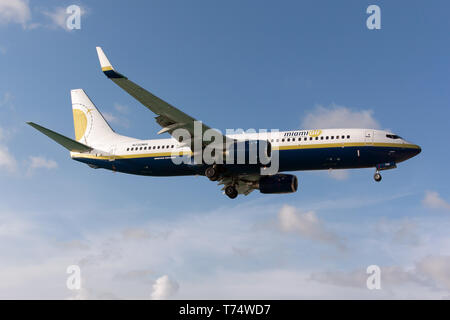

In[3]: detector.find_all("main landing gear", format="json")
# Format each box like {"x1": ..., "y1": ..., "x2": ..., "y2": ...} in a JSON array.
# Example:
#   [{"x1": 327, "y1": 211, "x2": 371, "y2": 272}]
[
  {"x1": 205, "y1": 165, "x2": 238, "y2": 199},
  {"x1": 224, "y1": 185, "x2": 238, "y2": 199},
  {"x1": 374, "y1": 171, "x2": 382, "y2": 182},
  {"x1": 205, "y1": 165, "x2": 222, "y2": 181}
]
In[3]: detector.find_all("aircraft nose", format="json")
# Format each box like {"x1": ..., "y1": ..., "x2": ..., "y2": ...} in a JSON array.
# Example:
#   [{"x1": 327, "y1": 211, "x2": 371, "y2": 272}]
[{"x1": 412, "y1": 144, "x2": 421, "y2": 156}]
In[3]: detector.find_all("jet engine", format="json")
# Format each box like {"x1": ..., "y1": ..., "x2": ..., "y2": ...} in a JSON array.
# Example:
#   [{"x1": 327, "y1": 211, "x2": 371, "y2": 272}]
[{"x1": 258, "y1": 174, "x2": 298, "y2": 194}]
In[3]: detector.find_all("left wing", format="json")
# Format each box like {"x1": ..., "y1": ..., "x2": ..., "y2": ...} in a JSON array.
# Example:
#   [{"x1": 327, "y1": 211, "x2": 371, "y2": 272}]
[
  {"x1": 27, "y1": 122, "x2": 93, "y2": 153},
  {"x1": 95, "y1": 47, "x2": 230, "y2": 150}
]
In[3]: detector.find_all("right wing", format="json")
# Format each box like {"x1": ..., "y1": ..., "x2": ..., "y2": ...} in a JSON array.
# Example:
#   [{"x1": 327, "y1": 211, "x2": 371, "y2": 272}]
[{"x1": 95, "y1": 47, "x2": 230, "y2": 150}]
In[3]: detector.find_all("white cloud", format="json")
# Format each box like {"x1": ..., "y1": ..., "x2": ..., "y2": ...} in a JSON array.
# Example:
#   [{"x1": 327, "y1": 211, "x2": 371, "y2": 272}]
[
  {"x1": 103, "y1": 112, "x2": 129, "y2": 128},
  {"x1": 309, "y1": 265, "x2": 425, "y2": 291},
  {"x1": 423, "y1": 191, "x2": 450, "y2": 211},
  {"x1": 42, "y1": 7, "x2": 67, "y2": 30},
  {"x1": 376, "y1": 218, "x2": 421, "y2": 247},
  {"x1": 0, "y1": 198, "x2": 449, "y2": 299},
  {"x1": 114, "y1": 103, "x2": 129, "y2": 114},
  {"x1": 0, "y1": 2, "x2": 88, "y2": 31},
  {"x1": 150, "y1": 275, "x2": 179, "y2": 300},
  {"x1": 278, "y1": 205, "x2": 345, "y2": 250},
  {"x1": 67, "y1": 288, "x2": 89, "y2": 300},
  {"x1": 42, "y1": 6, "x2": 86, "y2": 31},
  {"x1": 0, "y1": 0, "x2": 31, "y2": 27},
  {"x1": 114, "y1": 269, "x2": 154, "y2": 283},
  {"x1": 416, "y1": 255, "x2": 450, "y2": 290},
  {"x1": 0, "y1": 92, "x2": 14, "y2": 109},
  {"x1": 310, "y1": 255, "x2": 450, "y2": 294},
  {"x1": 327, "y1": 169, "x2": 349, "y2": 181},
  {"x1": 29, "y1": 156, "x2": 58, "y2": 170},
  {"x1": 301, "y1": 104, "x2": 380, "y2": 129},
  {"x1": 122, "y1": 228, "x2": 152, "y2": 241},
  {"x1": 0, "y1": 145, "x2": 17, "y2": 173},
  {"x1": 0, "y1": 126, "x2": 17, "y2": 173},
  {"x1": 102, "y1": 112, "x2": 118, "y2": 124},
  {"x1": 0, "y1": 211, "x2": 34, "y2": 237}
]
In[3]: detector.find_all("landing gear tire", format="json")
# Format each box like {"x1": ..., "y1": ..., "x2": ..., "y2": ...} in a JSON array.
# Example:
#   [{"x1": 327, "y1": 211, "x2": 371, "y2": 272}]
[
  {"x1": 225, "y1": 185, "x2": 238, "y2": 199},
  {"x1": 205, "y1": 166, "x2": 220, "y2": 181},
  {"x1": 374, "y1": 172, "x2": 382, "y2": 182}
]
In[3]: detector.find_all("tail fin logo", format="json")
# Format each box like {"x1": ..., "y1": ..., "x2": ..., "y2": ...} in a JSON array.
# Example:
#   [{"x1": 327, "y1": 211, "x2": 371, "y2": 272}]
[{"x1": 73, "y1": 108, "x2": 88, "y2": 141}]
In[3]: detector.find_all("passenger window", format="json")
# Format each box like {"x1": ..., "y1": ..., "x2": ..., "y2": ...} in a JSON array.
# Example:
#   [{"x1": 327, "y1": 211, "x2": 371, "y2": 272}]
[
  {"x1": 310, "y1": 137, "x2": 313, "y2": 140},
  {"x1": 331, "y1": 136, "x2": 334, "y2": 139},
  {"x1": 341, "y1": 135, "x2": 345, "y2": 139},
  {"x1": 153, "y1": 146, "x2": 156, "y2": 149},
  {"x1": 157, "y1": 146, "x2": 160, "y2": 149},
  {"x1": 287, "y1": 138, "x2": 290, "y2": 142},
  {"x1": 304, "y1": 137, "x2": 307, "y2": 141},
  {"x1": 347, "y1": 135, "x2": 350, "y2": 139},
  {"x1": 282, "y1": 139, "x2": 285, "y2": 142},
  {"x1": 315, "y1": 137, "x2": 318, "y2": 140},
  {"x1": 171, "y1": 145, "x2": 174, "y2": 148},
  {"x1": 326, "y1": 136, "x2": 329, "y2": 140},
  {"x1": 127, "y1": 148, "x2": 129, "y2": 151},
  {"x1": 336, "y1": 136, "x2": 339, "y2": 139}
]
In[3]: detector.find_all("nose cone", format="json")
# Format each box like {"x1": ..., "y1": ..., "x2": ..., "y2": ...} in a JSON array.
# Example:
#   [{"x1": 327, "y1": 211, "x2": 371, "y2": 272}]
[
  {"x1": 410, "y1": 144, "x2": 422, "y2": 158},
  {"x1": 414, "y1": 144, "x2": 421, "y2": 155}
]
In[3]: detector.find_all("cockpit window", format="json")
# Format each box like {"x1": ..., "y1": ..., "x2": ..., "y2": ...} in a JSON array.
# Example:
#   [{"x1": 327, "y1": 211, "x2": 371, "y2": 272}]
[{"x1": 386, "y1": 134, "x2": 402, "y2": 139}]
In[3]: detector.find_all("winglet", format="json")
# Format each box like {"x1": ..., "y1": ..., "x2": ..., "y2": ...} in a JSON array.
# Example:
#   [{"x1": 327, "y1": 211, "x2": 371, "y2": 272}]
[
  {"x1": 96, "y1": 47, "x2": 113, "y2": 71},
  {"x1": 95, "y1": 47, "x2": 126, "y2": 79}
]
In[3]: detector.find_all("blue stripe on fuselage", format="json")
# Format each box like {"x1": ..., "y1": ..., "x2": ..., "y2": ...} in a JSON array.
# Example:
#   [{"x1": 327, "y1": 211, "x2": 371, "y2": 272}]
[{"x1": 72, "y1": 145, "x2": 419, "y2": 177}]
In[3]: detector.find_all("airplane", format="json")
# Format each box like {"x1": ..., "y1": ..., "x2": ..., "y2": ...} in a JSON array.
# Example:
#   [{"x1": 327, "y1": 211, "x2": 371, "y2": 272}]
[{"x1": 27, "y1": 47, "x2": 421, "y2": 199}]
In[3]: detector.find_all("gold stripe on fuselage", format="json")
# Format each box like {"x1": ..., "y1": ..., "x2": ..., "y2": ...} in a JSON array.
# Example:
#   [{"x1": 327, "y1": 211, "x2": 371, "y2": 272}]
[{"x1": 71, "y1": 142, "x2": 420, "y2": 161}]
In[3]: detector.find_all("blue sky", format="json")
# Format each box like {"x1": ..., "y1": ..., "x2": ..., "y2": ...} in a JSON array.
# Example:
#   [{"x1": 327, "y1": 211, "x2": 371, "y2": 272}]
[{"x1": 0, "y1": 0, "x2": 450, "y2": 299}]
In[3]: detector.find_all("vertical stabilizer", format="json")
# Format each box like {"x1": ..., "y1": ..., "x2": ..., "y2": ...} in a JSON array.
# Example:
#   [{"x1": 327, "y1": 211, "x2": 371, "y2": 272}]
[{"x1": 71, "y1": 89, "x2": 115, "y2": 148}]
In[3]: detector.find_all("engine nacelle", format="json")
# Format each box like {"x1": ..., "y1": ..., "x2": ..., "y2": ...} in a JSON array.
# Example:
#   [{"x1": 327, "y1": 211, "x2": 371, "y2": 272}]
[
  {"x1": 224, "y1": 140, "x2": 271, "y2": 165},
  {"x1": 258, "y1": 174, "x2": 298, "y2": 194}
]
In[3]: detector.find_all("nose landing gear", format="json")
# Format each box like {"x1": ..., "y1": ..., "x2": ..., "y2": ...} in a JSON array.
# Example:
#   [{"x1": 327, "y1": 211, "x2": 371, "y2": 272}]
[
  {"x1": 374, "y1": 171, "x2": 382, "y2": 182},
  {"x1": 373, "y1": 162, "x2": 396, "y2": 182}
]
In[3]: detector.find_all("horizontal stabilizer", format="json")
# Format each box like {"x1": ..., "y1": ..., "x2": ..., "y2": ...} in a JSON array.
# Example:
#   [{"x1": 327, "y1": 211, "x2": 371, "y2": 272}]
[{"x1": 27, "y1": 122, "x2": 93, "y2": 153}]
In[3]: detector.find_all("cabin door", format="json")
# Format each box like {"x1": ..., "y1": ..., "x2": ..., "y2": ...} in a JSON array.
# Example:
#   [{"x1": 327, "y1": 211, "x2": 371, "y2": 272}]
[{"x1": 364, "y1": 130, "x2": 374, "y2": 145}]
